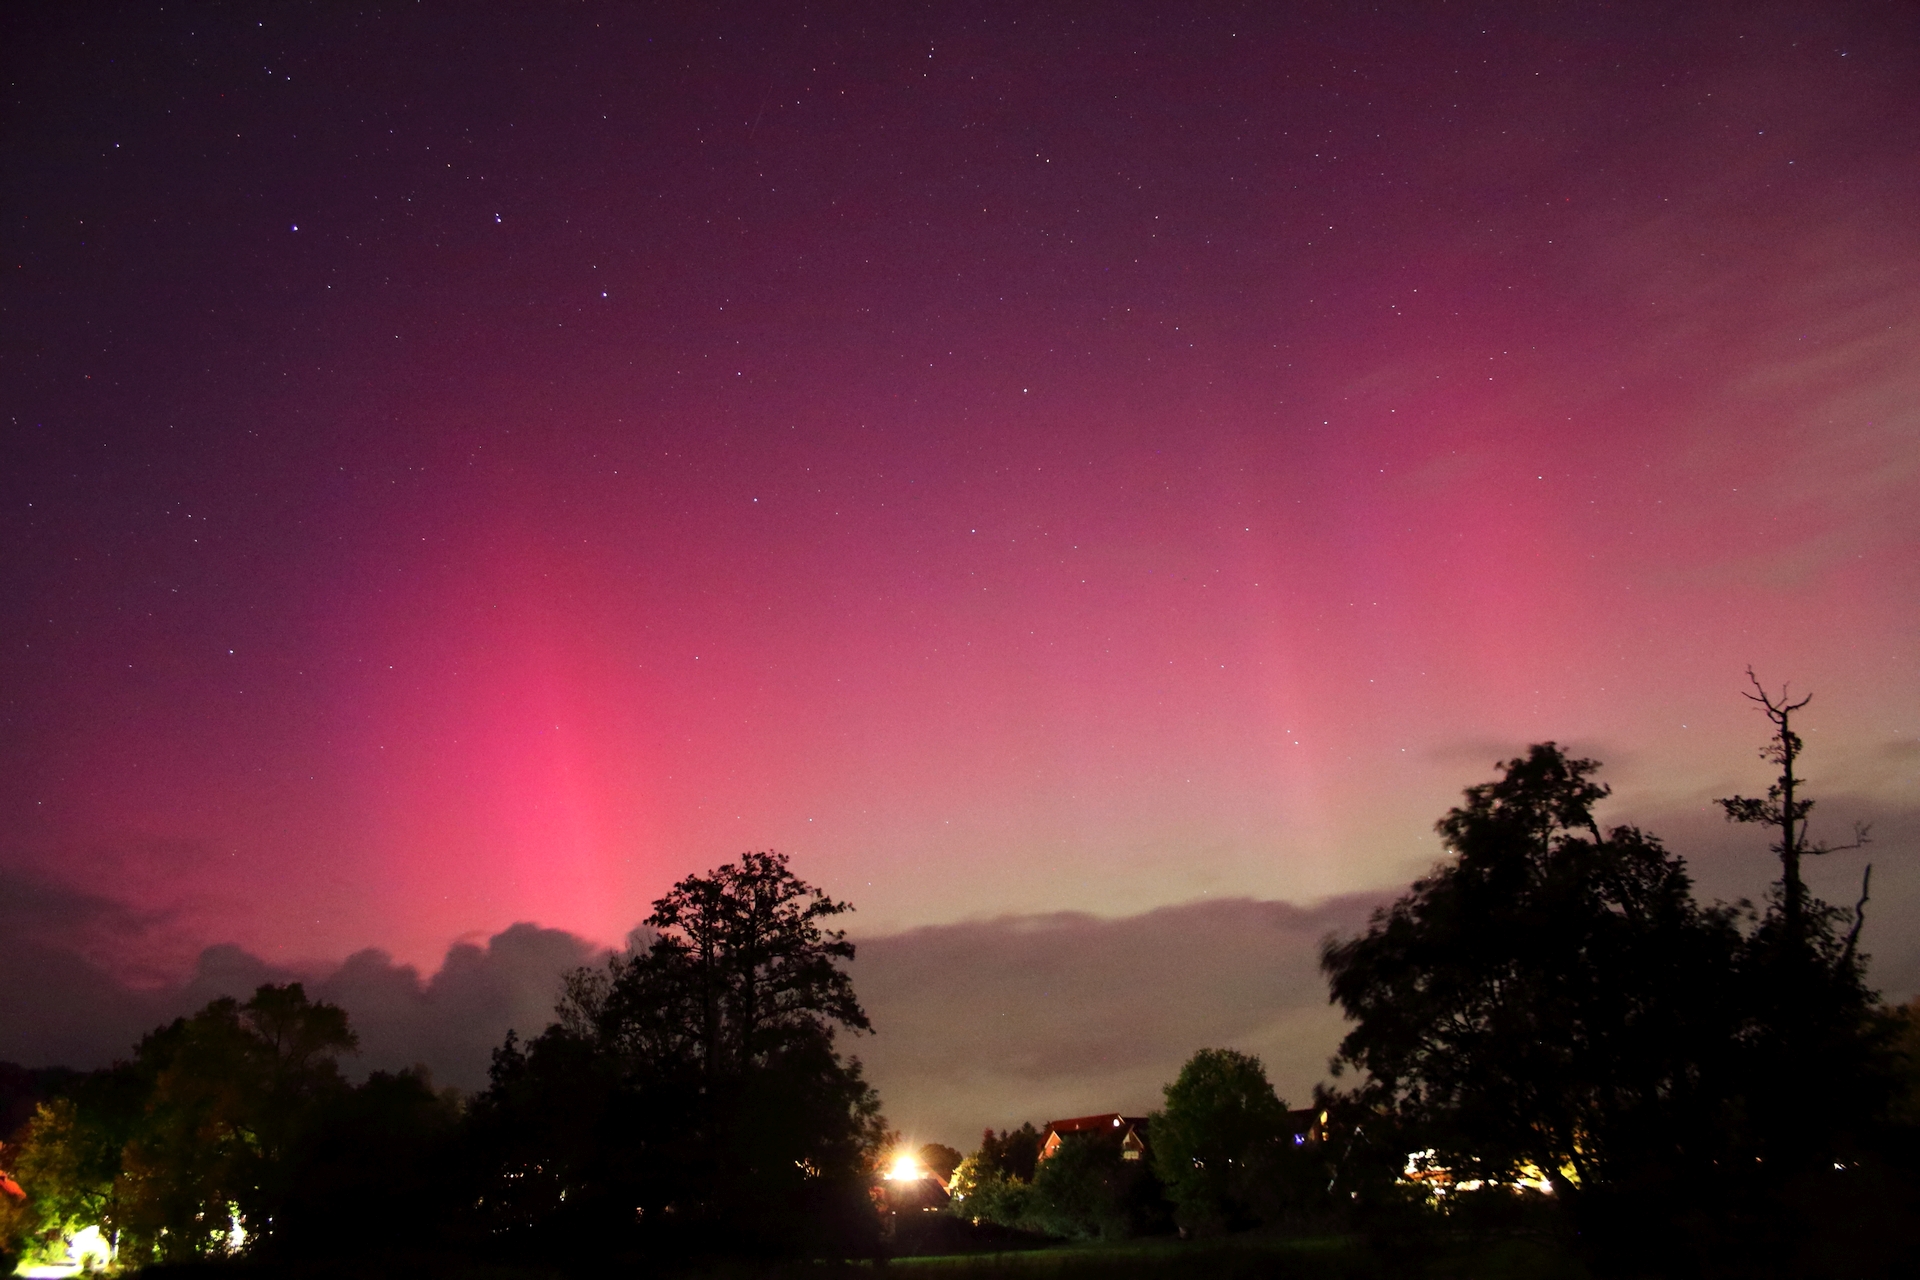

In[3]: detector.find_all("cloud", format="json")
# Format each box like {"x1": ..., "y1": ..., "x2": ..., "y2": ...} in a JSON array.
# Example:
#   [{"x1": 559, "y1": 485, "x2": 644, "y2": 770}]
[
  {"x1": 313, "y1": 923, "x2": 601, "y2": 1088},
  {"x1": 0, "y1": 888, "x2": 1384, "y2": 1150},
  {"x1": 0, "y1": 937, "x2": 157, "y2": 1071},
  {"x1": 0, "y1": 865, "x2": 176, "y2": 971},
  {"x1": 0, "y1": 869, "x2": 180, "y2": 1065},
  {"x1": 848, "y1": 894, "x2": 1388, "y2": 1148},
  {"x1": 35, "y1": 854, "x2": 1915, "y2": 1157},
  {"x1": 0, "y1": 910, "x2": 601, "y2": 1094}
]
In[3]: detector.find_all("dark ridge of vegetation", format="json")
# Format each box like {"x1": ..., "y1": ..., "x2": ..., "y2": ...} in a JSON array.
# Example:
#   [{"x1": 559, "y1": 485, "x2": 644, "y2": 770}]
[
  {"x1": 0, "y1": 1063, "x2": 82, "y2": 1143},
  {"x1": 3, "y1": 852, "x2": 889, "y2": 1272},
  {"x1": 928, "y1": 682, "x2": 1918, "y2": 1276}
]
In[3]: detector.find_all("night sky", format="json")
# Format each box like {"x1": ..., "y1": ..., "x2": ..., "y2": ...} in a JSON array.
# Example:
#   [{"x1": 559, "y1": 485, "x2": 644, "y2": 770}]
[{"x1": 5, "y1": 2, "x2": 1918, "y2": 1134}]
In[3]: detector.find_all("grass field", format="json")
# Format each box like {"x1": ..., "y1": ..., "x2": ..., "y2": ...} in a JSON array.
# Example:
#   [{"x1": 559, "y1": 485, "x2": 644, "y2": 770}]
[
  {"x1": 115, "y1": 1226, "x2": 1598, "y2": 1280},
  {"x1": 871, "y1": 1231, "x2": 1589, "y2": 1280}
]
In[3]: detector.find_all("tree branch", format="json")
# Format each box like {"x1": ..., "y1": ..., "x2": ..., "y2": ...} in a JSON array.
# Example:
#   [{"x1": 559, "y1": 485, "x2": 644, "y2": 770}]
[
  {"x1": 1807, "y1": 820, "x2": 1872, "y2": 859},
  {"x1": 1840, "y1": 864, "x2": 1872, "y2": 968},
  {"x1": 1742, "y1": 665, "x2": 1811, "y2": 719}
]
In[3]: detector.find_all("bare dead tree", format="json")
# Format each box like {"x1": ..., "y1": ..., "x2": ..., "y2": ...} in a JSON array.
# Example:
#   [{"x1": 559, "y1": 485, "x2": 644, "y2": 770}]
[{"x1": 1716, "y1": 668, "x2": 1870, "y2": 946}]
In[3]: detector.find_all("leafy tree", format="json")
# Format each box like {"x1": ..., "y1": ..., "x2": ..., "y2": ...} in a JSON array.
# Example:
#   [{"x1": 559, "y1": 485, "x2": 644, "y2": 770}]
[
  {"x1": 947, "y1": 1123, "x2": 1043, "y2": 1227},
  {"x1": 0, "y1": 1064, "x2": 81, "y2": 1149},
  {"x1": 1150, "y1": 1048, "x2": 1291, "y2": 1233},
  {"x1": 117, "y1": 983, "x2": 356, "y2": 1262},
  {"x1": 946, "y1": 1125, "x2": 1028, "y2": 1228},
  {"x1": 945, "y1": 1159, "x2": 1035, "y2": 1227},
  {"x1": 270, "y1": 1067, "x2": 464, "y2": 1259},
  {"x1": 2, "y1": 1097, "x2": 119, "y2": 1267},
  {"x1": 1028, "y1": 1129, "x2": 1166, "y2": 1240},
  {"x1": 1321, "y1": 744, "x2": 1744, "y2": 1213},
  {"x1": 476, "y1": 851, "x2": 886, "y2": 1256},
  {"x1": 917, "y1": 1142, "x2": 963, "y2": 1182},
  {"x1": 983, "y1": 1122, "x2": 1043, "y2": 1182},
  {"x1": 1, "y1": 985, "x2": 355, "y2": 1268},
  {"x1": 0, "y1": 1057, "x2": 153, "y2": 1268},
  {"x1": 950, "y1": 1123, "x2": 1165, "y2": 1240},
  {"x1": 466, "y1": 1026, "x2": 637, "y2": 1242},
  {"x1": 623, "y1": 848, "x2": 869, "y2": 1083}
]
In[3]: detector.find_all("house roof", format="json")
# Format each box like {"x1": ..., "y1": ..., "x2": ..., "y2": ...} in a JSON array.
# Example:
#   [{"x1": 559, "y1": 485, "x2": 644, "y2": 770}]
[{"x1": 1044, "y1": 1113, "x2": 1150, "y2": 1136}]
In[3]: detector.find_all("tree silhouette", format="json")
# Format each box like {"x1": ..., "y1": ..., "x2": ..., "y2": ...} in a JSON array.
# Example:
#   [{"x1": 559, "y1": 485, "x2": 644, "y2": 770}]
[
  {"x1": 1, "y1": 985, "x2": 357, "y2": 1268},
  {"x1": 117, "y1": 984, "x2": 355, "y2": 1262},
  {"x1": 1715, "y1": 673, "x2": 1884, "y2": 1186},
  {"x1": 1322, "y1": 744, "x2": 1743, "y2": 1213},
  {"x1": 638, "y1": 849, "x2": 870, "y2": 1081},
  {"x1": 1028, "y1": 1128, "x2": 1165, "y2": 1240},
  {"x1": 1150, "y1": 1048, "x2": 1293, "y2": 1234},
  {"x1": 1716, "y1": 668, "x2": 1871, "y2": 949},
  {"x1": 916, "y1": 1142, "x2": 963, "y2": 1183},
  {"x1": 476, "y1": 851, "x2": 885, "y2": 1256},
  {"x1": 975, "y1": 1123, "x2": 1042, "y2": 1182}
]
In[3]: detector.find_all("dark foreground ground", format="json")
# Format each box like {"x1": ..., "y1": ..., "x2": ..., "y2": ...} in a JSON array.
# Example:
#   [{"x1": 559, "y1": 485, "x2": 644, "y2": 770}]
[
  {"x1": 886, "y1": 1234, "x2": 1577, "y2": 1280},
  {"x1": 124, "y1": 1205, "x2": 1920, "y2": 1280},
  {"x1": 128, "y1": 1233, "x2": 1585, "y2": 1280}
]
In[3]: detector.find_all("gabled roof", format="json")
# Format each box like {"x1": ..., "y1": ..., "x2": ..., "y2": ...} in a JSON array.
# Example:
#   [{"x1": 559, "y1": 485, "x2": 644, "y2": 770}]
[
  {"x1": 1039, "y1": 1113, "x2": 1153, "y2": 1161},
  {"x1": 1044, "y1": 1112, "x2": 1150, "y2": 1136}
]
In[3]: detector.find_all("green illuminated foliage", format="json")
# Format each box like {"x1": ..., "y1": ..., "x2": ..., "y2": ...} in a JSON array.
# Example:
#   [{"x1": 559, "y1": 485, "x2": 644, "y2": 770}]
[{"x1": 1150, "y1": 1048, "x2": 1293, "y2": 1233}]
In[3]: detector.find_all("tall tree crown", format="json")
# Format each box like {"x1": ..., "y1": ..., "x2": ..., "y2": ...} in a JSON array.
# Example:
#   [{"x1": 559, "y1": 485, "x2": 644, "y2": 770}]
[
  {"x1": 1322, "y1": 743, "x2": 1738, "y2": 1200},
  {"x1": 562, "y1": 850, "x2": 870, "y2": 1083}
]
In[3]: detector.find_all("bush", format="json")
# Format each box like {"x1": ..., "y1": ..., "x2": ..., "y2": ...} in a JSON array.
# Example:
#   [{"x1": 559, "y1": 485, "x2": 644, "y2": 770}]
[{"x1": 1028, "y1": 1133, "x2": 1168, "y2": 1240}]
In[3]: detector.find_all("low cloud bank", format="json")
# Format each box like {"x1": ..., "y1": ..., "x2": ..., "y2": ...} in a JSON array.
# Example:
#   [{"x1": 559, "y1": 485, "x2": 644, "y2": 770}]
[
  {"x1": 0, "y1": 883, "x2": 603, "y2": 1091},
  {"x1": 1, "y1": 885, "x2": 1382, "y2": 1145},
  {"x1": 8, "y1": 799, "x2": 1913, "y2": 1152},
  {"x1": 849, "y1": 893, "x2": 1386, "y2": 1147}
]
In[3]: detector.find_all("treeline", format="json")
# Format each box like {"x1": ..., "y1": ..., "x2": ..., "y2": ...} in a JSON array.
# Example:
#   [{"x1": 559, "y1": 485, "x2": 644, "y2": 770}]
[
  {"x1": 940, "y1": 1050, "x2": 1324, "y2": 1243},
  {"x1": 4, "y1": 683, "x2": 1918, "y2": 1277},
  {"x1": 1312, "y1": 684, "x2": 1920, "y2": 1275},
  {"x1": 0, "y1": 987, "x2": 460, "y2": 1265},
  {"x1": 942, "y1": 1119, "x2": 1168, "y2": 1241},
  {"x1": 0, "y1": 851, "x2": 890, "y2": 1271},
  {"x1": 931, "y1": 682, "x2": 1920, "y2": 1275}
]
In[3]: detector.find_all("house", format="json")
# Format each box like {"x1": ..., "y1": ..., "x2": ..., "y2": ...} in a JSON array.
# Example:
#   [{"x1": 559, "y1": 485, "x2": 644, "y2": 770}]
[
  {"x1": 1285, "y1": 1106, "x2": 1328, "y2": 1148},
  {"x1": 876, "y1": 1149, "x2": 952, "y2": 1215},
  {"x1": 1039, "y1": 1113, "x2": 1151, "y2": 1162},
  {"x1": 875, "y1": 1174, "x2": 950, "y2": 1215},
  {"x1": 1400, "y1": 1148, "x2": 1556, "y2": 1197}
]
